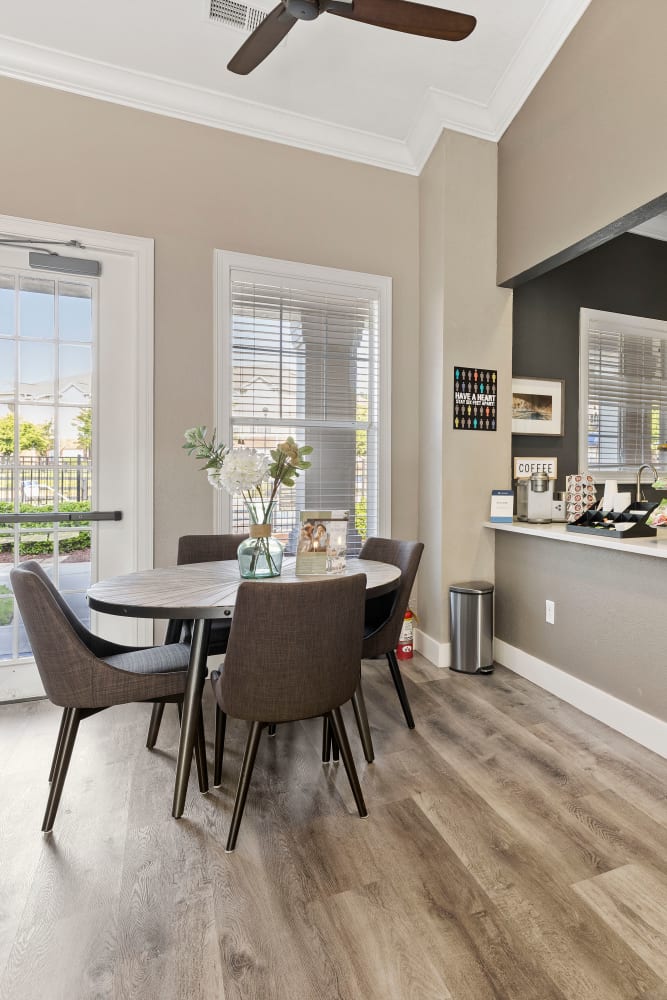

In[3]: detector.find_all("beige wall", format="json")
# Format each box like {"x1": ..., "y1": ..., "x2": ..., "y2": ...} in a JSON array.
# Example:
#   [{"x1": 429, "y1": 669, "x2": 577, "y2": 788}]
[
  {"x1": 0, "y1": 76, "x2": 419, "y2": 565},
  {"x1": 498, "y1": 0, "x2": 667, "y2": 284},
  {"x1": 419, "y1": 130, "x2": 512, "y2": 647}
]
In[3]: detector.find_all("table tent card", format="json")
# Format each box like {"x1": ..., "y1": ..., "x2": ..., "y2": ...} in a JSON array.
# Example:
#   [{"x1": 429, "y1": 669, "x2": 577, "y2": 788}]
[{"x1": 296, "y1": 510, "x2": 349, "y2": 576}]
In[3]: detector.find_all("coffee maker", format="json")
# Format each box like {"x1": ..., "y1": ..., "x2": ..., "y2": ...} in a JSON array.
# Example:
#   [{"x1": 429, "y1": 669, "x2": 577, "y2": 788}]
[{"x1": 516, "y1": 471, "x2": 554, "y2": 523}]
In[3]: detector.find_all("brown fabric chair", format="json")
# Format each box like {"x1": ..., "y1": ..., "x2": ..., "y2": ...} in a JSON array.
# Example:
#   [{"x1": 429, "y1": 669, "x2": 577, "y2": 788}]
[
  {"x1": 322, "y1": 538, "x2": 424, "y2": 764},
  {"x1": 146, "y1": 533, "x2": 247, "y2": 749},
  {"x1": 211, "y1": 575, "x2": 368, "y2": 851},
  {"x1": 358, "y1": 537, "x2": 424, "y2": 729},
  {"x1": 11, "y1": 560, "x2": 206, "y2": 832}
]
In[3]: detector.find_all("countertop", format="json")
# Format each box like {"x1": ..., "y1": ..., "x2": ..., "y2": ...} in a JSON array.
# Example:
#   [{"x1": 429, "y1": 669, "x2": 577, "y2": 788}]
[{"x1": 484, "y1": 519, "x2": 667, "y2": 559}]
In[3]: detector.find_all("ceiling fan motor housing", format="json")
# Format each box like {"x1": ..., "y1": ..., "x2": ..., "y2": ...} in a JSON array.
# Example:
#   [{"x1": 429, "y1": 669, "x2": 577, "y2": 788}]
[{"x1": 286, "y1": 0, "x2": 320, "y2": 20}]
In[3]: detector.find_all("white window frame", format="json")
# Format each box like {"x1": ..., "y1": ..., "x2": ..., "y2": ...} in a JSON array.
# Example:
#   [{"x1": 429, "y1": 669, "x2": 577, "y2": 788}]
[
  {"x1": 579, "y1": 307, "x2": 667, "y2": 482},
  {"x1": 213, "y1": 250, "x2": 391, "y2": 536}
]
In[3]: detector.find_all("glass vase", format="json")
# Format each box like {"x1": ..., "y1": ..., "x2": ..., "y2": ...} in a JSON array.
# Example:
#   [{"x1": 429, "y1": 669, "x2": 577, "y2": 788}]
[{"x1": 237, "y1": 501, "x2": 284, "y2": 579}]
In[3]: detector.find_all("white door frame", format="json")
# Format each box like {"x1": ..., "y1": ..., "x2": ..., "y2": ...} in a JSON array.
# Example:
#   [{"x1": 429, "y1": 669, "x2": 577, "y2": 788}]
[{"x1": 0, "y1": 213, "x2": 154, "y2": 700}]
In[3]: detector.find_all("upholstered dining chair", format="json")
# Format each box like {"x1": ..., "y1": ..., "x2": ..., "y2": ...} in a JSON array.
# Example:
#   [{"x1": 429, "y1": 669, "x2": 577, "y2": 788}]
[
  {"x1": 210, "y1": 574, "x2": 368, "y2": 852},
  {"x1": 11, "y1": 560, "x2": 206, "y2": 833},
  {"x1": 358, "y1": 537, "x2": 424, "y2": 729},
  {"x1": 322, "y1": 538, "x2": 424, "y2": 765},
  {"x1": 145, "y1": 532, "x2": 247, "y2": 750}
]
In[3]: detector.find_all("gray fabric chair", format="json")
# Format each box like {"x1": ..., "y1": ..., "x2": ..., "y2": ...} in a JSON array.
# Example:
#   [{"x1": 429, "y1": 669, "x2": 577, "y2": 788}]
[
  {"x1": 322, "y1": 538, "x2": 424, "y2": 765},
  {"x1": 11, "y1": 560, "x2": 205, "y2": 832},
  {"x1": 146, "y1": 533, "x2": 247, "y2": 749},
  {"x1": 210, "y1": 575, "x2": 368, "y2": 851},
  {"x1": 359, "y1": 537, "x2": 424, "y2": 728}
]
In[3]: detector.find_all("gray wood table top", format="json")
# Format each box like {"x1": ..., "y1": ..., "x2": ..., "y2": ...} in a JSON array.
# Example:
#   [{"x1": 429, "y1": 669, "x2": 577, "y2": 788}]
[{"x1": 87, "y1": 557, "x2": 401, "y2": 620}]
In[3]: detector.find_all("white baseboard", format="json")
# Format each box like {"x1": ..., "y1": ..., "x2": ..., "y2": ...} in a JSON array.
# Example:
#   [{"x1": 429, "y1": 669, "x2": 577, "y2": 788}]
[
  {"x1": 414, "y1": 629, "x2": 450, "y2": 669},
  {"x1": 494, "y1": 638, "x2": 667, "y2": 760},
  {"x1": 0, "y1": 661, "x2": 45, "y2": 702}
]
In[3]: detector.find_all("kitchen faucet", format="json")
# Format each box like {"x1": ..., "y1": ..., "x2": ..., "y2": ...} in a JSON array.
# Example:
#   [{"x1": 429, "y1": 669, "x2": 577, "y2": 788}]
[{"x1": 636, "y1": 463, "x2": 658, "y2": 503}]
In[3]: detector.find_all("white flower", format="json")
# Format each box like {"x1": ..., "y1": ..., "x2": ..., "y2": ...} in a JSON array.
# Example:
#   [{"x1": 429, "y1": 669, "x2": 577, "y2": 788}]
[{"x1": 219, "y1": 448, "x2": 269, "y2": 494}]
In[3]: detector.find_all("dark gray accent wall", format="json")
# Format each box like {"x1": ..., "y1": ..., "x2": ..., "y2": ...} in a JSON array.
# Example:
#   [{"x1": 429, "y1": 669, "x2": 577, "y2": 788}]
[{"x1": 512, "y1": 233, "x2": 667, "y2": 491}]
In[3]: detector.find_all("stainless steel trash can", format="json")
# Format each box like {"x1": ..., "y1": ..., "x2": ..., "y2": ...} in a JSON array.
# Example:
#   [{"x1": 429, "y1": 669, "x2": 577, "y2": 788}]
[{"x1": 449, "y1": 581, "x2": 494, "y2": 674}]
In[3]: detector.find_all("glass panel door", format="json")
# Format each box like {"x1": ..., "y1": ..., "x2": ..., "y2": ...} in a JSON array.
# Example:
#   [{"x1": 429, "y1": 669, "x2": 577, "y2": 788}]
[{"x1": 0, "y1": 268, "x2": 94, "y2": 664}]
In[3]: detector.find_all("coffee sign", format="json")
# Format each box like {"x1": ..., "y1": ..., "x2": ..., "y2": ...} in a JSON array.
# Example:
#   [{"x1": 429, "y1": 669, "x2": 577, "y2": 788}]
[{"x1": 513, "y1": 456, "x2": 558, "y2": 480}]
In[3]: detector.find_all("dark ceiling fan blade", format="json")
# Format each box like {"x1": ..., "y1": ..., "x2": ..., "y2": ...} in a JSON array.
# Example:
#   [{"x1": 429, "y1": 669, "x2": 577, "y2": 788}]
[
  {"x1": 227, "y1": 2, "x2": 298, "y2": 75},
  {"x1": 325, "y1": 0, "x2": 476, "y2": 41}
]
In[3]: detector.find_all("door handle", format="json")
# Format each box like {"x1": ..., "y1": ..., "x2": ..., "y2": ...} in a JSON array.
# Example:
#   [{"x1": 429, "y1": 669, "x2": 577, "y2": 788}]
[{"x1": 0, "y1": 511, "x2": 122, "y2": 524}]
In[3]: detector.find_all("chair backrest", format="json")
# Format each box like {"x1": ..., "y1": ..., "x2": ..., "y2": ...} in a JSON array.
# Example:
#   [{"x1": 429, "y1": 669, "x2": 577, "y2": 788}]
[
  {"x1": 177, "y1": 534, "x2": 247, "y2": 566},
  {"x1": 10, "y1": 563, "x2": 183, "y2": 709},
  {"x1": 218, "y1": 575, "x2": 367, "y2": 723},
  {"x1": 18, "y1": 559, "x2": 95, "y2": 646},
  {"x1": 11, "y1": 562, "x2": 113, "y2": 707},
  {"x1": 358, "y1": 538, "x2": 424, "y2": 657}
]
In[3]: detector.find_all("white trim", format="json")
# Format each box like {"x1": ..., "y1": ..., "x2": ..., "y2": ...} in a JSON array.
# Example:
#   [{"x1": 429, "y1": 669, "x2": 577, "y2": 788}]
[
  {"x1": 0, "y1": 1, "x2": 591, "y2": 176},
  {"x1": 579, "y1": 307, "x2": 667, "y2": 482},
  {"x1": 0, "y1": 661, "x2": 44, "y2": 701},
  {"x1": 214, "y1": 250, "x2": 392, "y2": 536},
  {"x1": 495, "y1": 638, "x2": 667, "y2": 760},
  {"x1": 483, "y1": 0, "x2": 591, "y2": 141},
  {"x1": 212, "y1": 252, "x2": 226, "y2": 533},
  {"x1": 0, "y1": 212, "x2": 154, "y2": 654},
  {"x1": 0, "y1": 34, "x2": 416, "y2": 174},
  {"x1": 414, "y1": 628, "x2": 450, "y2": 670}
]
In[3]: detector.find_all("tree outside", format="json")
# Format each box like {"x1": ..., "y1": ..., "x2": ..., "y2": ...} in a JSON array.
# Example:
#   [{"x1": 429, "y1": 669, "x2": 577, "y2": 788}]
[
  {"x1": 72, "y1": 408, "x2": 92, "y2": 457},
  {"x1": 0, "y1": 414, "x2": 53, "y2": 457}
]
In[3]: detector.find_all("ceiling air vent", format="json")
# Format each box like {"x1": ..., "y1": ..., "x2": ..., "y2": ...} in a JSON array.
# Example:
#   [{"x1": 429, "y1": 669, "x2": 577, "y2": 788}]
[{"x1": 209, "y1": 0, "x2": 269, "y2": 33}]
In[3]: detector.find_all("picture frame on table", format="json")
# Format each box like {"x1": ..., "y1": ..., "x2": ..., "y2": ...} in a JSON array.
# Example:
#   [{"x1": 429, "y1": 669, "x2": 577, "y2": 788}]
[{"x1": 511, "y1": 377, "x2": 564, "y2": 436}]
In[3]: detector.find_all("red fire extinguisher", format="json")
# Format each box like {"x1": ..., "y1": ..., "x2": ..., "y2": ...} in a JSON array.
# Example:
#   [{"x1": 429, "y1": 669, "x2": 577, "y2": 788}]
[{"x1": 396, "y1": 608, "x2": 415, "y2": 660}]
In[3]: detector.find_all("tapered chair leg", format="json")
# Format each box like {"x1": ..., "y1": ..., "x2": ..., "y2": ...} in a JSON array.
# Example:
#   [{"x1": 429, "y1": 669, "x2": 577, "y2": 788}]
[
  {"x1": 214, "y1": 705, "x2": 227, "y2": 786},
  {"x1": 146, "y1": 702, "x2": 165, "y2": 749},
  {"x1": 268, "y1": 723, "x2": 277, "y2": 737},
  {"x1": 328, "y1": 708, "x2": 367, "y2": 818},
  {"x1": 194, "y1": 705, "x2": 209, "y2": 793},
  {"x1": 226, "y1": 721, "x2": 263, "y2": 852},
  {"x1": 42, "y1": 708, "x2": 82, "y2": 833},
  {"x1": 321, "y1": 715, "x2": 332, "y2": 763},
  {"x1": 351, "y1": 682, "x2": 374, "y2": 763},
  {"x1": 386, "y1": 649, "x2": 415, "y2": 729},
  {"x1": 48, "y1": 707, "x2": 72, "y2": 783}
]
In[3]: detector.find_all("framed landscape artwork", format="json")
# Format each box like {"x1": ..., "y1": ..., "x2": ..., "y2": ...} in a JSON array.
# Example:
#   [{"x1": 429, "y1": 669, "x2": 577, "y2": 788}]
[{"x1": 512, "y1": 377, "x2": 564, "y2": 436}]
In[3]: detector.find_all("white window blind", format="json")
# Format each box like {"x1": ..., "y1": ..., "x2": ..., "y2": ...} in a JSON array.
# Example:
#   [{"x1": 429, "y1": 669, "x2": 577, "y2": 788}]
[
  {"x1": 217, "y1": 255, "x2": 391, "y2": 554},
  {"x1": 580, "y1": 309, "x2": 667, "y2": 477}
]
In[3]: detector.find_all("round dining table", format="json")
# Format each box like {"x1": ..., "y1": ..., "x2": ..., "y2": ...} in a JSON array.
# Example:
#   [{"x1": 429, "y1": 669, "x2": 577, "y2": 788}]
[{"x1": 87, "y1": 557, "x2": 401, "y2": 818}]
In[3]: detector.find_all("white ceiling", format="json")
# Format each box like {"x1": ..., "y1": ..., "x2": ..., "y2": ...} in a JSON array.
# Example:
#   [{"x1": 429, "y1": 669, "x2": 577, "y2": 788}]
[{"x1": 0, "y1": 0, "x2": 591, "y2": 174}]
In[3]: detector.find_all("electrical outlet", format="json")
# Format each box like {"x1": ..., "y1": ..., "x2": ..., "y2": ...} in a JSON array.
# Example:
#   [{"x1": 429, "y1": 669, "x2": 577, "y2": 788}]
[{"x1": 545, "y1": 599, "x2": 555, "y2": 625}]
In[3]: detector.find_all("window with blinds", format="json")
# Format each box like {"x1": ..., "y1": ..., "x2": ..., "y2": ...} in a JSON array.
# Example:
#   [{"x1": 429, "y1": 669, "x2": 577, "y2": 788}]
[
  {"x1": 216, "y1": 255, "x2": 391, "y2": 553},
  {"x1": 580, "y1": 309, "x2": 667, "y2": 478}
]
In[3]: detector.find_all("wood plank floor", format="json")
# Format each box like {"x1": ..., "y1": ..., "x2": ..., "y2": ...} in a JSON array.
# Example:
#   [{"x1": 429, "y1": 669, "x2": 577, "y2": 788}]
[{"x1": 0, "y1": 656, "x2": 666, "y2": 1000}]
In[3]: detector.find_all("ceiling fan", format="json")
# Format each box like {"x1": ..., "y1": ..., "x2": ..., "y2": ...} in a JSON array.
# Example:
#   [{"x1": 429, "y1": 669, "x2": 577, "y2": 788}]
[{"x1": 227, "y1": 0, "x2": 476, "y2": 75}]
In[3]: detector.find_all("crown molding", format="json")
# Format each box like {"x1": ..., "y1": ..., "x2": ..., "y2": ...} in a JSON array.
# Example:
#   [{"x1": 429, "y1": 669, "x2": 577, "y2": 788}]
[
  {"x1": 404, "y1": 0, "x2": 592, "y2": 172},
  {"x1": 0, "y1": 34, "x2": 416, "y2": 173},
  {"x1": 0, "y1": 2, "x2": 592, "y2": 177},
  {"x1": 487, "y1": 0, "x2": 591, "y2": 140}
]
